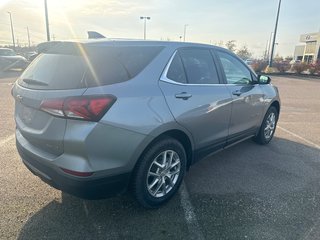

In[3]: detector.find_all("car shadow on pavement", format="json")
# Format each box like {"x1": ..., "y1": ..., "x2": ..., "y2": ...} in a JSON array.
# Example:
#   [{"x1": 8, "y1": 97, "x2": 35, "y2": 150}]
[
  {"x1": 17, "y1": 137, "x2": 320, "y2": 240},
  {"x1": 184, "y1": 136, "x2": 320, "y2": 240},
  {"x1": 17, "y1": 187, "x2": 190, "y2": 240}
]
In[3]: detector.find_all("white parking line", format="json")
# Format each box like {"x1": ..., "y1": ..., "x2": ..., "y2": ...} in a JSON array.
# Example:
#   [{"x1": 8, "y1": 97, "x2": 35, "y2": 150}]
[
  {"x1": 179, "y1": 181, "x2": 205, "y2": 240},
  {"x1": 82, "y1": 201, "x2": 89, "y2": 217},
  {"x1": 303, "y1": 221, "x2": 320, "y2": 240},
  {"x1": 278, "y1": 126, "x2": 320, "y2": 150},
  {"x1": 0, "y1": 134, "x2": 15, "y2": 147},
  {"x1": 278, "y1": 128, "x2": 320, "y2": 240}
]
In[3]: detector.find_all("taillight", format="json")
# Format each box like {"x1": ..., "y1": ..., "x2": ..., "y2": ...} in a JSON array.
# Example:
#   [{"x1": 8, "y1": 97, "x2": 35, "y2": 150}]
[
  {"x1": 40, "y1": 99, "x2": 64, "y2": 116},
  {"x1": 40, "y1": 95, "x2": 116, "y2": 121}
]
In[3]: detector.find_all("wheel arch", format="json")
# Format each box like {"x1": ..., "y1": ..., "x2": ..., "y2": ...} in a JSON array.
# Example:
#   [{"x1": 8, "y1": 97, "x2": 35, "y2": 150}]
[
  {"x1": 132, "y1": 127, "x2": 195, "y2": 174},
  {"x1": 270, "y1": 100, "x2": 280, "y2": 115},
  {"x1": 158, "y1": 129, "x2": 194, "y2": 170}
]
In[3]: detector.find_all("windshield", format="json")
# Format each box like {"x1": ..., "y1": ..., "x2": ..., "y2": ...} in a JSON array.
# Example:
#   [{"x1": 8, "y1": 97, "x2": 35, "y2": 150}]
[{"x1": 0, "y1": 49, "x2": 16, "y2": 56}]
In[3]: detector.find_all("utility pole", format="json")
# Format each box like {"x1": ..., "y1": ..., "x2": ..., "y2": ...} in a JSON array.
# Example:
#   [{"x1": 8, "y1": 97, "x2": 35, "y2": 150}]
[
  {"x1": 264, "y1": 40, "x2": 269, "y2": 60},
  {"x1": 7, "y1": 12, "x2": 15, "y2": 49},
  {"x1": 140, "y1": 16, "x2": 150, "y2": 40},
  {"x1": 269, "y1": 0, "x2": 282, "y2": 67},
  {"x1": 27, "y1": 27, "x2": 31, "y2": 48},
  {"x1": 183, "y1": 24, "x2": 188, "y2": 42},
  {"x1": 267, "y1": 32, "x2": 273, "y2": 61},
  {"x1": 44, "y1": 0, "x2": 50, "y2": 41}
]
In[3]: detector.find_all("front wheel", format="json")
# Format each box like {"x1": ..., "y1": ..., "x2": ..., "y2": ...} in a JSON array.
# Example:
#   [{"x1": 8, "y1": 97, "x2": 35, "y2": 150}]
[
  {"x1": 132, "y1": 137, "x2": 186, "y2": 208},
  {"x1": 254, "y1": 106, "x2": 278, "y2": 145}
]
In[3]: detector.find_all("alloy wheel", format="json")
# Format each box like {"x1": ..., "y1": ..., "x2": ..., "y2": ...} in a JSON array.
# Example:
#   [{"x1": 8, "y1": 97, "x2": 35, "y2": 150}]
[
  {"x1": 146, "y1": 150, "x2": 181, "y2": 198},
  {"x1": 264, "y1": 112, "x2": 276, "y2": 139}
]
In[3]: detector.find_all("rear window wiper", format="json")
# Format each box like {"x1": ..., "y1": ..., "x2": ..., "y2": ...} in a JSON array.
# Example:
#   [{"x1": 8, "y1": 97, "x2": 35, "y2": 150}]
[{"x1": 22, "y1": 78, "x2": 48, "y2": 86}]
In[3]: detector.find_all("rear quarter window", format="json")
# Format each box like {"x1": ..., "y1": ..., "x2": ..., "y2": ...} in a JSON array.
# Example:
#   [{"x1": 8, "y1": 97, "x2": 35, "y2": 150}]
[{"x1": 84, "y1": 46, "x2": 163, "y2": 87}]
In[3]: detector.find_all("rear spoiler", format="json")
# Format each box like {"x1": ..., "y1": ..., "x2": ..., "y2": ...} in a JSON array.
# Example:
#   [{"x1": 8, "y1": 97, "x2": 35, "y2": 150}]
[
  {"x1": 37, "y1": 41, "x2": 61, "y2": 53},
  {"x1": 35, "y1": 31, "x2": 106, "y2": 54}
]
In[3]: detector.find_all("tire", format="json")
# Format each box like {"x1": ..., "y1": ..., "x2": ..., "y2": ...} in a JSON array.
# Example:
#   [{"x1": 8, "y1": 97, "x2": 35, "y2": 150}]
[
  {"x1": 254, "y1": 106, "x2": 278, "y2": 145},
  {"x1": 132, "y1": 137, "x2": 186, "y2": 208}
]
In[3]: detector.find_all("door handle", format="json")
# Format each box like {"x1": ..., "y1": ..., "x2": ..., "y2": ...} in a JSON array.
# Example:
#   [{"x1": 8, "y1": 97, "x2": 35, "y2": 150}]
[
  {"x1": 175, "y1": 92, "x2": 192, "y2": 100},
  {"x1": 232, "y1": 90, "x2": 242, "y2": 96}
]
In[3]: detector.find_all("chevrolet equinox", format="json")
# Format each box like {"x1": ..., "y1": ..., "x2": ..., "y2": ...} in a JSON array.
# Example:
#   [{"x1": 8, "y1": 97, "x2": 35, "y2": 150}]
[{"x1": 12, "y1": 40, "x2": 280, "y2": 208}]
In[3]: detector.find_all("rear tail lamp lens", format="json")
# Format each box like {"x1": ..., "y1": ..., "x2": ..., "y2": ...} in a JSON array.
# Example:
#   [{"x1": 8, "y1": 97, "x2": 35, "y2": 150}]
[{"x1": 40, "y1": 95, "x2": 116, "y2": 122}]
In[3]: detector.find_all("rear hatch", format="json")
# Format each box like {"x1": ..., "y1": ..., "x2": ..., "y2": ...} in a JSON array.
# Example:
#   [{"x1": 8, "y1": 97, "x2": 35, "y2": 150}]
[
  {"x1": 13, "y1": 42, "x2": 164, "y2": 156},
  {"x1": 13, "y1": 43, "x2": 88, "y2": 156}
]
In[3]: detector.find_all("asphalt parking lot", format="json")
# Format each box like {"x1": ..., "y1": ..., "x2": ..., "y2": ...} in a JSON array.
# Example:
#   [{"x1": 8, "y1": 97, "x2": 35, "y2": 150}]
[{"x1": 0, "y1": 71, "x2": 319, "y2": 240}]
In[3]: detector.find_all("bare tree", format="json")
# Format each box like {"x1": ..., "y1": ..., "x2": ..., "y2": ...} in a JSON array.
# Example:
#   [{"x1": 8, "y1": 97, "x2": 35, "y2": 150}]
[
  {"x1": 236, "y1": 45, "x2": 252, "y2": 60},
  {"x1": 216, "y1": 40, "x2": 224, "y2": 47},
  {"x1": 225, "y1": 40, "x2": 237, "y2": 52}
]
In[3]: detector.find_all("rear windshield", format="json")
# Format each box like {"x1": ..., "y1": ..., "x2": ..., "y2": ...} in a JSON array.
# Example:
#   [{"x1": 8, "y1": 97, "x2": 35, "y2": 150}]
[{"x1": 18, "y1": 44, "x2": 164, "y2": 90}]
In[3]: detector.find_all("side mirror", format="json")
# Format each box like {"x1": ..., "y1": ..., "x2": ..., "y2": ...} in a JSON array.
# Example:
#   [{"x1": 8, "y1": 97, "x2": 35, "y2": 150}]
[{"x1": 258, "y1": 75, "x2": 271, "y2": 84}]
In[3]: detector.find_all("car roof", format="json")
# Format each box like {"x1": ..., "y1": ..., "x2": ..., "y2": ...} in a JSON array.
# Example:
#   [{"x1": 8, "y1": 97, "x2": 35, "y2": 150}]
[
  {"x1": 38, "y1": 39, "x2": 226, "y2": 51},
  {"x1": 86, "y1": 39, "x2": 227, "y2": 50}
]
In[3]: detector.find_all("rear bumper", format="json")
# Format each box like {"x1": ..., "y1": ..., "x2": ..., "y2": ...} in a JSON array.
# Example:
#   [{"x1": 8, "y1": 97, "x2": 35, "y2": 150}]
[{"x1": 16, "y1": 140, "x2": 131, "y2": 199}]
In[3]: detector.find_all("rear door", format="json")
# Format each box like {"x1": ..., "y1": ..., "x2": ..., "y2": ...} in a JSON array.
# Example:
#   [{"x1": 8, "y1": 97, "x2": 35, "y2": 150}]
[
  {"x1": 214, "y1": 49, "x2": 265, "y2": 143},
  {"x1": 159, "y1": 48, "x2": 232, "y2": 158}
]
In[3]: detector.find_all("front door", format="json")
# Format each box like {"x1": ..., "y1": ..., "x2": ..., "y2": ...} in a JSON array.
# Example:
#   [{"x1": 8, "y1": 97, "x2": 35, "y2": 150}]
[{"x1": 214, "y1": 50, "x2": 265, "y2": 143}]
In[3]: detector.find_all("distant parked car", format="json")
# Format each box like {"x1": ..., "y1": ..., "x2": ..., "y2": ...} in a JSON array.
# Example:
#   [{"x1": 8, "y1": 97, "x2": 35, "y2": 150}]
[
  {"x1": 24, "y1": 51, "x2": 38, "y2": 61},
  {"x1": 0, "y1": 48, "x2": 28, "y2": 71},
  {"x1": 12, "y1": 40, "x2": 280, "y2": 208},
  {"x1": 24, "y1": 41, "x2": 62, "y2": 63}
]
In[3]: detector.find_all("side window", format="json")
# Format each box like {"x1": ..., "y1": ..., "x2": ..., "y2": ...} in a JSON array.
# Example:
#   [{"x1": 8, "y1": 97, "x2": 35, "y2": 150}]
[
  {"x1": 167, "y1": 53, "x2": 187, "y2": 83},
  {"x1": 179, "y1": 49, "x2": 220, "y2": 84},
  {"x1": 217, "y1": 51, "x2": 252, "y2": 85}
]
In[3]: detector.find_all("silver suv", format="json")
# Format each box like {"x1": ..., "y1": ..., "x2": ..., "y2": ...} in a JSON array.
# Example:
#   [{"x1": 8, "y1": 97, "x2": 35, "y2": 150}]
[{"x1": 13, "y1": 40, "x2": 280, "y2": 208}]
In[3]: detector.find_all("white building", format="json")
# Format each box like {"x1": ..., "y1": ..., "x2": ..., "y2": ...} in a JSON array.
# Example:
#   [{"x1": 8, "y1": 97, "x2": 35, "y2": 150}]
[{"x1": 294, "y1": 32, "x2": 320, "y2": 63}]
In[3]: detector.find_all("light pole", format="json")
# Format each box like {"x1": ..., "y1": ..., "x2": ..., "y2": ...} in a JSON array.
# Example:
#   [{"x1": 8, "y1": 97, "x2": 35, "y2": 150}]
[
  {"x1": 183, "y1": 24, "x2": 188, "y2": 42},
  {"x1": 140, "y1": 16, "x2": 150, "y2": 40},
  {"x1": 7, "y1": 12, "x2": 15, "y2": 49},
  {"x1": 27, "y1": 27, "x2": 31, "y2": 48},
  {"x1": 44, "y1": 0, "x2": 50, "y2": 41},
  {"x1": 267, "y1": 32, "x2": 273, "y2": 61},
  {"x1": 264, "y1": 40, "x2": 269, "y2": 60},
  {"x1": 269, "y1": 0, "x2": 282, "y2": 67}
]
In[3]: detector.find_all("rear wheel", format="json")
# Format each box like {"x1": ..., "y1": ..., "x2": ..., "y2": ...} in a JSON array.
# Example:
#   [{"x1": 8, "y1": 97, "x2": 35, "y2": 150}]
[
  {"x1": 132, "y1": 137, "x2": 186, "y2": 208},
  {"x1": 254, "y1": 106, "x2": 278, "y2": 145}
]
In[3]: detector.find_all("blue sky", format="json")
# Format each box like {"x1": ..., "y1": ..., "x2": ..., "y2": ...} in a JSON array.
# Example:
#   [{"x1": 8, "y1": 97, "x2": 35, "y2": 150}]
[{"x1": 0, "y1": 0, "x2": 320, "y2": 57}]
